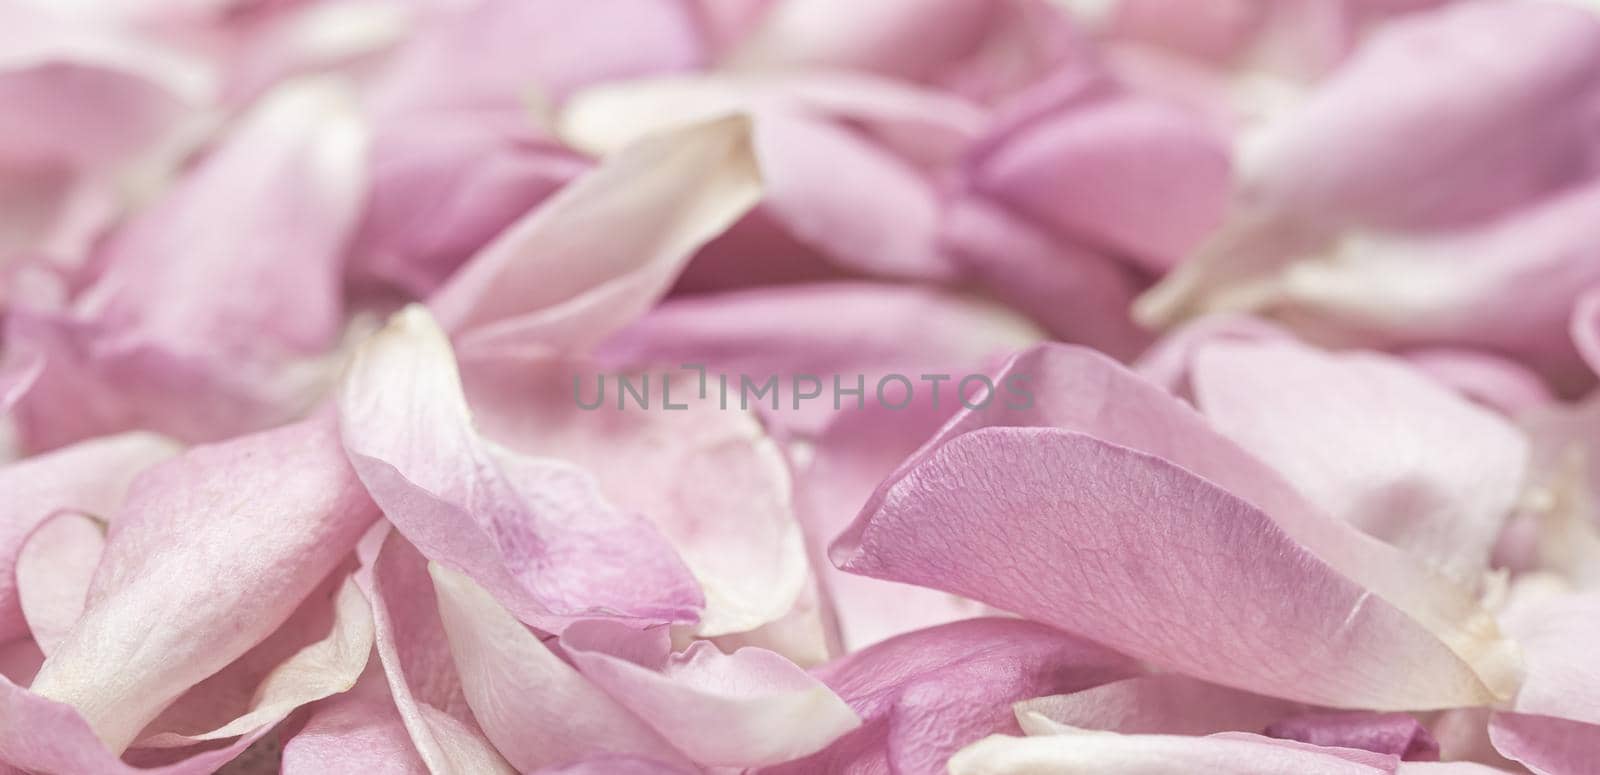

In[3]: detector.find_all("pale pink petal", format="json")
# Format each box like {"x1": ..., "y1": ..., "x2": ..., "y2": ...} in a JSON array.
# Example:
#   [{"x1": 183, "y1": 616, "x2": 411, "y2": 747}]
[
  {"x1": 1130, "y1": 313, "x2": 1292, "y2": 395},
  {"x1": 561, "y1": 622, "x2": 860, "y2": 767},
  {"x1": 135, "y1": 574, "x2": 372, "y2": 747},
  {"x1": 427, "y1": 116, "x2": 761, "y2": 356},
  {"x1": 280, "y1": 664, "x2": 429, "y2": 775},
  {"x1": 532, "y1": 756, "x2": 694, "y2": 775},
  {"x1": 26, "y1": 416, "x2": 377, "y2": 753},
  {"x1": 15, "y1": 512, "x2": 103, "y2": 655},
  {"x1": 427, "y1": 563, "x2": 691, "y2": 771},
  {"x1": 1497, "y1": 591, "x2": 1600, "y2": 726},
  {"x1": 0, "y1": 431, "x2": 177, "y2": 642},
  {"x1": 364, "y1": 530, "x2": 515, "y2": 775},
  {"x1": 338, "y1": 306, "x2": 702, "y2": 629},
  {"x1": 596, "y1": 282, "x2": 1040, "y2": 436},
  {"x1": 949, "y1": 729, "x2": 1401, "y2": 774},
  {"x1": 1191, "y1": 340, "x2": 1530, "y2": 581},
  {"x1": 1571, "y1": 286, "x2": 1600, "y2": 378},
  {"x1": 1402, "y1": 349, "x2": 1555, "y2": 417},
  {"x1": 1264, "y1": 712, "x2": 1439, "y2": 761},
  {"x1": 459, "y1": 355, "x2": 804, "y2": 636},
  {"x1": 1015, "y1": 674, "x2": 1300, "y2": 737},
  {"x1": 9, "y1": 77, "x2": 366, "y2": 449},
  {"x1": 767, "y1": 617, "x2": 1135, "y2": 774},
  {"x1": 834, "y1": 344, "x2": 1520, "y2": 710}
]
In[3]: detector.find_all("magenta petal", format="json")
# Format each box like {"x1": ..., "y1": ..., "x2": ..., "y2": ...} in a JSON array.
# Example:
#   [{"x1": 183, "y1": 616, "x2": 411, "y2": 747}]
[
  {"x1": 26, "y1": 417, "x2": 377, "y2": 753},
  {"x1": 834, "y1": 344, "x2": 1519, "y2": 710},
  {"x1": 770, "y1": 618, "x2": 1136, "y2": 774},
  {"x1": 1265, "y1": 712, "x2": 1440, "y2": 762},
  {"x1": 339, "y1": 307, "x2": 703, "y2": 629}
]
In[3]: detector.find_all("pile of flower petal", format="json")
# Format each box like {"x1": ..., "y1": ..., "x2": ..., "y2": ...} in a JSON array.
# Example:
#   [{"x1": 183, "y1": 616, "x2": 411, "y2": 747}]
[{"x1": 2, "y1": 0, "x2": 1599, "y2": 773}]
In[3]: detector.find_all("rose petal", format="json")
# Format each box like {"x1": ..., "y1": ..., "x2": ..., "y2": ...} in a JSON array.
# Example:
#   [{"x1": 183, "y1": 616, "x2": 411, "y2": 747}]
[
  {"x1": 280, "y1": 664, "x2": 429, "y2": 775},
  {"x1": 364, "y1": 530, "x2": 515, "y2": 775},
  {"x1": 561, "y1": 622, "x2": 860, "y2": 767},
  {"x1": 0, "y1": 431, "x2": 177, "y2": 642},
  {"x1": 1015, "y1": 674, "x2": 1300, "y2": 737},
  {"x1": 338, "y1": 306, "x2": 703, "y2": 629},
  {"x1": 1191, "y1": 340, "x2": 1530, "y2": 581},
  {"x1": 1265, "y1": 712, "x2": 1440, "y2": 762},
  {"x1": 769, "y1": 617, "x2": 1135, "y2": 774},
  {"x1": 834, "y1": 344, "x2": 1520, "y2": 710},
  {"x1": 949, "y1": 729, "x2": 1402, "y2": 774},
  {"x1": 427, "y1": 562, "x2": 690, "y2": 771},
  {"x1": 26, "y1": 416, "x2": 377, "y2": 753},
  {"x1": 427, "y1": 115, "x2": 761, "y2": 356},
  {"x1": 15, "y1": 511, "x2": 103, "y2": 655}
]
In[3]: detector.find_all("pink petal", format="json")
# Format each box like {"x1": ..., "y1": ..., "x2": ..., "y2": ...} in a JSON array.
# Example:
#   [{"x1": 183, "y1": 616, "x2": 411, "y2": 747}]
[
  {"x1": 280, "y1": 665, "x2": 429, "y2": 775},
  {"x1": 768, "y1": 617, "x2": 1135, "y2": 774},
  {"x1": 0, "y1": 431, "x2": 177, "y2": 642},
  {"x1": 1402, "y1": 349, "x2": 1555, "y2": 417},
  {"x1": 338, "y1": 306, "x2": 703, "y2": 629},
  {"x1": 833, "y1": 344, "x2": 1520, "y2": 710},
  {"x1": 1487, "y1": 712, "x2": 1600, "y2": 775},
  {"x1": 800, "y1": 391, "x2": 993, "y2": 651},
  {"x1": 0, "y1": 677, "x2": 271, "y2": 775},
  {"x1": 26, "y1": 416, "x2": 377, "y2": 753},
  {"x1": 8, "y1": 78, "x2": 366, "y2": 448},
  {"x1": 459, "y1": 354, "x2": 806, "y2": 636},
  {"x1": 134, "y1": 573, "x2": 372, "y2": 747},
  {"x1": 352, "y1": 112, "x2": 588, "y2": 297},
  {"x1": 1240, "y1": 1, "x2": 1600, "y2": 229},
  {"x1": 532, "y1": 756, "x2": 694, "y2": 775},
  {"x1": 561, "y1": 622, "x2": 860, "y2": 767},
  {"x1": 941, "y1": 195, "x2": 1150, "y2": 360},
  {"x1": 427, "y1": 562, "x2": 691, "y2": 771},
  {"x1": 1191, "y1": 340, "x2": 1529, "y2": 582},
  {"x1": 969, "y1": 91, "x2": 1231, "y2": 273},
  {"x1": 15, "y1": 512, "x2": 103, "y2": 655},
  {"x1": 949, "y1": 729, "x2": 1402, "y2": 774},
  {"x1": 363, "y1": 530, "x2": 515, "y2": 775},
  {"x1": 1264, "y1": 712, "x2": 1440, "y2": 761},
  {"x1": 596, "y1": 282, "x2": 1040, "y2": 436},
  {"x1": 366, "y1": 0, "x2": 705, "y2": 114},
  {"x1": 1015, "y1": 674, "x2": 1300, "y2": 737},
  {"x1": 427, "y1": 116, "x2": 761, "y2": 356}
]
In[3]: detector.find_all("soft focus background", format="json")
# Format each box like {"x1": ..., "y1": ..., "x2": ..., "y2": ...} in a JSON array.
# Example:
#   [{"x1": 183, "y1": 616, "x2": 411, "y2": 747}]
[{"x1": 1, "y1": 1, "x2": 1599, "y2": 774}]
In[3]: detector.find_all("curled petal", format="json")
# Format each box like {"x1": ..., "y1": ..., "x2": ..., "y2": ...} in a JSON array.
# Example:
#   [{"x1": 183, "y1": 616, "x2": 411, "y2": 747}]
[
  {"x1": 428, "y1": 115, "x2": 762, "y2": 355},
  {"x1": 26, "y1": 416, "x2": 377, "y2": 753},
  {"x1": 834, "y1": 345, "x2": 1520, "y2": 710},
  {"x1": 15, "y1": 512, "x2": 104, "y2": 655},
  {"x1": 561, "y1": 622, "x2": 860, "y2": 767},
  {"x1": 1015, "y1": 674, "x2": 1300, "y2": 737},
  {"x1": 428, "y1": 563, "x2": 690, "y2": 771},
  {"x1": 339, "y1": 306, "x2": 703, "y2": 629},
  {"x1": 0, "y1": 431, "x2": 176, "y2": 642}
]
